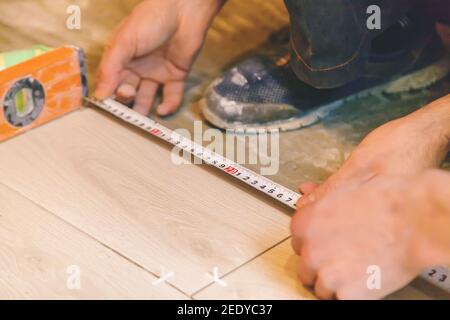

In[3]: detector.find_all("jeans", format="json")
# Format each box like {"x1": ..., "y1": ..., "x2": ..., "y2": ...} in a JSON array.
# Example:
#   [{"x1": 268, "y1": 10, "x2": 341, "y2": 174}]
[{"x1": 284, "y1": 0, "x2": 449, "y2": 88}]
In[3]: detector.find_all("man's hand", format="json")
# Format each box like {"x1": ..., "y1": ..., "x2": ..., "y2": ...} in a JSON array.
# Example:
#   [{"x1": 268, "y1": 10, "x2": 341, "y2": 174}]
[
  {"x1": 94, "y1": 0, "x2": 223, "y2": 116},
  {"x1": 298, "y1": 94, "x2": 450, "y2": 206},
  {"x1": 291, "y1": 170, "x2": 450, "y2": 300}
]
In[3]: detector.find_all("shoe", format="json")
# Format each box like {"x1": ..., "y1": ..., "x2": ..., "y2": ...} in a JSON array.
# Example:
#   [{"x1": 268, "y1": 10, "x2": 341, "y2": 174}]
[{"x1": 202, "y1": 21, "x2": 449, "y2": 131}]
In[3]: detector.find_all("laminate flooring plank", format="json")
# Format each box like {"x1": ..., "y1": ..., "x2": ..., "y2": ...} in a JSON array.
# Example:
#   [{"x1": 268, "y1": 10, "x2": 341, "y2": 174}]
[
  {"x1": 194, "y1": 239, "x2": 315, "y2": 300},
  {"x1": 0, "y1": 108, "x2": 291, "y2": 295},
  {"x1": 0, "y1": 182, "x2": 187, "y2": 299},
  {"x1": 194, "y1": 239, "x2": 434, "y2": 300}
]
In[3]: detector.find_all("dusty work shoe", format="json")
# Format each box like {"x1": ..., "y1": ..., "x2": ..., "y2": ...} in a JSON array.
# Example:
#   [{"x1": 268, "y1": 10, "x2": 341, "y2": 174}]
[
  {"x1": 202, "y1": 20, "x2": 449, "y2": 131},
  {"x1": 202, "y1": 54, "x2": 383, "y2": 131}
]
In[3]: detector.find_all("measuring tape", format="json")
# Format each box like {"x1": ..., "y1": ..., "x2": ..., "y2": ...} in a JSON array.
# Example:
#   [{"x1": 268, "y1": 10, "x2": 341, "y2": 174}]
[
  {"x1": 86, "y1": 97, "x2": 449, "y2": 296},
  {"x1": 85, "y1": 97, "x2": 300, "y2": 209}
]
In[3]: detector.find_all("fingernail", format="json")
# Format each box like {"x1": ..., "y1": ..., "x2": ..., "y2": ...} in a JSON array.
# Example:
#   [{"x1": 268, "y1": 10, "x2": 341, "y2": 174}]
[
  {"x1": 297, "y1": 198, "x2": 308, "y2": 208},
  {"x1": 94, "y1": 85, "x2": 107, "y2": 100},
  {"x1": 297, "y1": 194, "x2": 315, "y2": 208},
  {"x1": 117, "y1": 84, "x2": 136, "y2": 99},
  {"x1": 157, "y1": 106, "x2": 170, "y2": 117},
  {"x1": 157, "y1": 109, "x2": 167, "y2": 117}
]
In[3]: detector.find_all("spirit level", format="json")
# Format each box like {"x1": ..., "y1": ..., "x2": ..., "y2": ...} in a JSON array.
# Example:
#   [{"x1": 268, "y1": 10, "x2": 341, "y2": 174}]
[{"x1": 0, "y1": 46, "x2": 87, "y2": 142}]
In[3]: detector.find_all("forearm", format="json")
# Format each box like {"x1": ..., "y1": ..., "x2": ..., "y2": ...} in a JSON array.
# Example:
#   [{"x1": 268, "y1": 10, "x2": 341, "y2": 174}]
[
  {"x1": 419, "y1": 93, "x2": 450, "y2": 154},
  {"x1": 176, "y1": 0, "x2": 225, "y2": 39}
]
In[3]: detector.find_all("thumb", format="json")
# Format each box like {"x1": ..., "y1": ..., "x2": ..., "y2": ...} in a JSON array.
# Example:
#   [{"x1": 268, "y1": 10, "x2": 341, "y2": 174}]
[
  {"x1": 297, "y1": 180, "x2": 335, "y2": 208},
  {"x1": 298, "y1": 182, "x2": 318, "y2": 196}
]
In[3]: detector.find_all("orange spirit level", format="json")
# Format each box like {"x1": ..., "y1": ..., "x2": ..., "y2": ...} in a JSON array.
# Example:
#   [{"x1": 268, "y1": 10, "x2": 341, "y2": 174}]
[{"x1": 0, "y1": 46, "x2": 87, "y2": 142}]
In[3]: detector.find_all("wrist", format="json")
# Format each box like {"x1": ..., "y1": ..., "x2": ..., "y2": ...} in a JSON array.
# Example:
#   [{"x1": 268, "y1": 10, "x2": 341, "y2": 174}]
[
  {"x1": 177, "y1": 0, "x2": 224, "y2": 36},
  {"x1": 186, "y1": 0, "x2": 225, "y2": 15}
]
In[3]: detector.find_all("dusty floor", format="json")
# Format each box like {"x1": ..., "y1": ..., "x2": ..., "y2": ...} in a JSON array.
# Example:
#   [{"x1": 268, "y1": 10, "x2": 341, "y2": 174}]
[{"x1": 0, "y1": 0, "x2": 448, "y2": 191}]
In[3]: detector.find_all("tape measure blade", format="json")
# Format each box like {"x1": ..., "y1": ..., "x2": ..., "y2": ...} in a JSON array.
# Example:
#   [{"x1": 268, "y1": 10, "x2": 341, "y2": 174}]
[
  {"x1": 85, "y1": 97, "x2": 301, "y2": 209},
  {"x1": 421, "y1": 266, "x2": 450, "y2": 294}
]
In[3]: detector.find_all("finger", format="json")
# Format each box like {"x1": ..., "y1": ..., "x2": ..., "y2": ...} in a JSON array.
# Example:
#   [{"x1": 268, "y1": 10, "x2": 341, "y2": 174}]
[
  {"x1": 298, "y1": 182, "x2": 318, "y2": 195},
  {"x1": 117, "y1": 84, "x2": 137, "y2": 105},
  {"x1": 133, "y1": 80, "x2": 159, "y2": 115},
  {"x1": 290, "y1": 206, "x2": 312, "y2": 251},
  {"x1": 297, "y1": 184, "x2": 323, "y2": 208},
  {"x1": 157, "y1": 81, "x2": 184, "y2": 116},
  {"x1": 116, "y1": 71, "x2": 141, "y2": 104},
  {"x1": 291, "y1": 237, "x2": 302, "y2": 256},
  {"x1": 297, "y1": 180, "x2": 335, "y2": 208},
  {"x1": 297, "y1": 193, "x2": 316, "y2": 208},
  {"x1": 314, "y1": 267, "x2": 341, "y2": 300},
  {"x1": 290, "y1": 202, "x2": 316, "y2": 256},
  {"x1": 297, "y1": 255, "x2": 317, "y2": 287},
  {"x1": 314, "y1": 277, "x2": 336, "y2": 300},
  {"x1": 95, "y1": 23, "x2": 134, "y2": 100}
]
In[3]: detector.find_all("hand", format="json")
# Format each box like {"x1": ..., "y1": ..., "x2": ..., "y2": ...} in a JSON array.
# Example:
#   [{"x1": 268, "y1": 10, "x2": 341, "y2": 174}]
[
  {"x1": 298, "y1": 94, "x2": 450, "y2": 207},
  {"x1": 94, "y1": 0, "x2": 224, "y2": 116},
  {"x1": 291, "y1": 170, "x2": 450, "y2": 300}
]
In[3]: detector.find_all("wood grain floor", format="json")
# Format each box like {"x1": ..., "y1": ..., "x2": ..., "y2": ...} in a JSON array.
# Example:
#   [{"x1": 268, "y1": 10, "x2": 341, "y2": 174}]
[
  {"x1": 0, "y1": 0, "x2": 445, "y2": 299},
  {"x1": 0, "y1": 182, "x2": 186, "y2": 299},
  {"x1": 0, "y1": 107, "x2": 293, "y2": 295}
]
